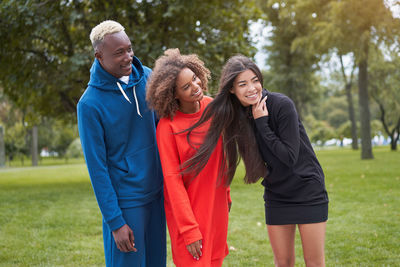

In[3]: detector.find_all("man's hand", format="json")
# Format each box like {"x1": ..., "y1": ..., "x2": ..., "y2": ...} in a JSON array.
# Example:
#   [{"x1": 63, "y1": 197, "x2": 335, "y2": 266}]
[
  {"x1": 252, "y1": 95, "x2": 268, "y2": 119},
  {"x1": 186, "y1": 239, "x2": 202, "y2": 260},
  {"x1": 112, "y1": 224, "x2": 137, "y2": 253}
]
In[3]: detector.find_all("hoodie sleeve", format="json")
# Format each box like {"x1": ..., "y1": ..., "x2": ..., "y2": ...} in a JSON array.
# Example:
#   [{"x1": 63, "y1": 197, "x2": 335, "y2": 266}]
[
  {"x1": 156, "y1": 120, "x2": 202, "y2": 246},
  {"x1": 254, "y1": 96, "x2": 300, "y2": 168},
  {"x1": 77, "y1": 101, "x2": 126, "y2": 231}
]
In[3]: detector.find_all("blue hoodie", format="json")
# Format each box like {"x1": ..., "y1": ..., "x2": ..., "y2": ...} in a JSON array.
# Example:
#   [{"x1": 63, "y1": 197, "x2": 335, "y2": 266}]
[{"x1": 77, "y1": 57, "x2": 163, "y2": 231}]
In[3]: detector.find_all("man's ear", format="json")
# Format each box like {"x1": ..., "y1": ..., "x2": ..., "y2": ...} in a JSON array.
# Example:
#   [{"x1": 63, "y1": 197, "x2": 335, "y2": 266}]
[{"x1": 94, "y1": 50, "x2": 102, "y2": 61}]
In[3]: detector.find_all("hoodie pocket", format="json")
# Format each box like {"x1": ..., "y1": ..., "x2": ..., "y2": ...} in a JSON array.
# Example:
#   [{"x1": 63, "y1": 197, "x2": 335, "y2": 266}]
[{"x1": 118, "y1": 144, "x2": 161, "y2": 196}]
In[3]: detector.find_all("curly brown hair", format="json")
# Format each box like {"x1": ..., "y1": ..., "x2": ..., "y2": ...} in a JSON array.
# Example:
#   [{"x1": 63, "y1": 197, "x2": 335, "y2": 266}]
[{"x1": 146, "y1": 48, "x2": 211, "y2": 119}]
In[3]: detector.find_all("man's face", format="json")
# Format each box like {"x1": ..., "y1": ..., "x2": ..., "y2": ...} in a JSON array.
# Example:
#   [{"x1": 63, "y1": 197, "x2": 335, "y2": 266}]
[{"x1": 95, "y1": 31, "x2": 134, "y2": 78}]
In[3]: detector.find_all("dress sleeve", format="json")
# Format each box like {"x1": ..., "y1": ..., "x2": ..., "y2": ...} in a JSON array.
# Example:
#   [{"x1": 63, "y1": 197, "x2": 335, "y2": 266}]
[
  {"x1": 254, "y1": 97, "x2": 300, "y2": 167},
  {"x1": 156, "y1": 121, "x2": 202, "y2": 246},
  {"x1": 77, "y1": 102, "x2": 126, "y2": 231}
]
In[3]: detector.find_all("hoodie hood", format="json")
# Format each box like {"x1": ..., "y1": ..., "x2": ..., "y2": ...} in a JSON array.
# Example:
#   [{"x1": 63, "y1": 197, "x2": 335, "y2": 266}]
[
  {"x1": 88, "y1": 56, "x2": 145, "y2": 117},
  {"x1": 88, "y1": 56, "x2": 145, "y2": 91}
]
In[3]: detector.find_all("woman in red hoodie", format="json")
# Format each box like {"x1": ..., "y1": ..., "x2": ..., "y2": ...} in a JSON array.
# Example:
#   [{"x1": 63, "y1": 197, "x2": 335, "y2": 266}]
[{"x1": 146, "y1": 49, "x2": 231, "y2": 267}]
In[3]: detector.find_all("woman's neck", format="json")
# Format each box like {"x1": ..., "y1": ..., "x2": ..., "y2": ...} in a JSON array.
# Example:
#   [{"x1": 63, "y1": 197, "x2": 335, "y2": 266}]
[{"x1": 179, "y1": 100, "x2": 200, "y2": 114}]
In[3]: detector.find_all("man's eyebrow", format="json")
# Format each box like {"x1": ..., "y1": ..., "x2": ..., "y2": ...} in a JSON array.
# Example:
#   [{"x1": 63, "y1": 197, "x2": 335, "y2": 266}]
[
  {"x1": 112, "y1": 48, "x2": 124, "y2": 53},
  {"x1": 113, "y1": 45, "x2": 131, "y2": 53}
]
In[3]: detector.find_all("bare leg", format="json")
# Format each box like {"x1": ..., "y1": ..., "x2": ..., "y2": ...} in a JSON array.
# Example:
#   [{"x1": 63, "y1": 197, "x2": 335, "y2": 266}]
[
  {"x1": 298, "y1": 222, "x2": 326, "y2": 267},
  {"x1": 267, "y1": 224, "x2": 296, "y2": 267}
]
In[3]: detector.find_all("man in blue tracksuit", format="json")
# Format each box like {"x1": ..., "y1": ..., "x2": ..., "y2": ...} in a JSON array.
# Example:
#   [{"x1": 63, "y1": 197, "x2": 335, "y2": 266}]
[{"x1": 77, "y1": 20, "x2": 166, "y2": 266}]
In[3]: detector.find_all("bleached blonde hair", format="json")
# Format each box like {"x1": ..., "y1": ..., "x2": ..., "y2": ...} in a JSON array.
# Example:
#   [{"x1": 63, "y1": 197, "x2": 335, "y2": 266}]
[{"x1": 90, "y1": 20, "x2": 125, "y2": 50}]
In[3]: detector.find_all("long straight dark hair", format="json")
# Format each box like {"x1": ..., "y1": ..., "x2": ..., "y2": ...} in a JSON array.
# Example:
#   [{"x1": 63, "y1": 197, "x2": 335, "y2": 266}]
[{"x1": 182, "y1": 55, "x2": 268, "y2": 185}]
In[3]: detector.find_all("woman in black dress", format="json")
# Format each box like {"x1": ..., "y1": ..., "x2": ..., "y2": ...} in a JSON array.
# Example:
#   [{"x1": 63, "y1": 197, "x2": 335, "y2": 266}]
[{"x1": 183, "y1": 55, "x2": 329, "y2": 267}]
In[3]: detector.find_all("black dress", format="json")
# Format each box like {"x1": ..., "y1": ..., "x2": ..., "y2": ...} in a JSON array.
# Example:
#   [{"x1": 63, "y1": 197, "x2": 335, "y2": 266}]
[{"x1": 252, "y1": 89, "x2": 329, "y2": 225}]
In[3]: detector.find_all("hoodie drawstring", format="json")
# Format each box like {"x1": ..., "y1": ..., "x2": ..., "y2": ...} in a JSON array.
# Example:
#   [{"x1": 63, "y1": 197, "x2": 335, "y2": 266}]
[
  {"x1": 132, "y1": 86, "x2": 142, "y2": 117},
  {"x1": 117, "y1": 82, "x2": 142, "y2": 117}
]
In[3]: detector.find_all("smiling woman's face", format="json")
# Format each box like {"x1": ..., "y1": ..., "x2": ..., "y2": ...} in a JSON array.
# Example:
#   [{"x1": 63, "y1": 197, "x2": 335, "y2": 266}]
[
  {"x1": 95, "y1": 31, "x2": 133, "y2": 78},
  {"x1": 230, "y1": 69, "x2": 262, "y2": 107},
  {"x1": 175, "y1": 67, "x2": 203, "y2": 106}
]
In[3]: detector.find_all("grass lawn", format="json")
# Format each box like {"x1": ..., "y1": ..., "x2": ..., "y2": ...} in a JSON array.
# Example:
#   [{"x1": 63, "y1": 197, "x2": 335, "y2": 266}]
[
  {"x1": 0, "y1": 146, "x2": 399, "y2": 266},
  {"x1": 4, "y1": 156, "x2": 85, "y2": 168}
]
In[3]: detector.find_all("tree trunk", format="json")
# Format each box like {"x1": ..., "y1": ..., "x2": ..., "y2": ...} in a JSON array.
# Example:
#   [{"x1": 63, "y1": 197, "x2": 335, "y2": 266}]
[
  {"x1": 391, "y1": 129, "x2": 399, "y2": 151},
  {"x1": 339, "y1": 54, "x2": 358, "y2": 150},
  {"x1": 31, "y1": 125, "x2": 39, "y2": 166},
  {"x1": 345, "y1": 83, "x2": 358, "y2": 150},
  {"x1": 390, "y1": 138, "x2": 397, "y2": 150},
  {"x1": 358, "y1": 43, "x2": 373, "y2": 159},
  {"x1": 0, "y1": 126, "x2": 5, "y2": 167}
]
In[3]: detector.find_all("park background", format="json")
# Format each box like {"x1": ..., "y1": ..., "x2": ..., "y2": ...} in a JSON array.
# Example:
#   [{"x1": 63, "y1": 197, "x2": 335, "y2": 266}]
[{"x1": 0, "y1": 0, "x2": 399, "y2": 266}]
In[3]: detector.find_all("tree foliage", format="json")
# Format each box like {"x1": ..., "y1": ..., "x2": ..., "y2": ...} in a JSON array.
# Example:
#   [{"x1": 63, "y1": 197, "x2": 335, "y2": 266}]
[
  {"x1": 0, "y1": 0, "x2": 258, "y2": 122},
  {"x1": 369, "y1": 46, "x2": 400, "y2": 150},
  {"x1": 321, "y1": 0, "x2": 398, "y2": 158},
  {"x1": 1, "y1": 89, "x2": 78, "y2": 163},
  {"x1": 303, "y1": 115, "x2": 334, "y2": 146},
  {"x1": 267, "y1": 0, "x2": 399, "y2": 158},
  {"x1": 258, "y1": 0, "x2": 325, "y2": 118}
]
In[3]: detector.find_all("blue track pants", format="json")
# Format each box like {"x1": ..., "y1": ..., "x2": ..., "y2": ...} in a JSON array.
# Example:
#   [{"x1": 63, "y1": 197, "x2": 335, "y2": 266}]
[{"x1": 103, "y1": 195, "x2": 166, "y2": 267}]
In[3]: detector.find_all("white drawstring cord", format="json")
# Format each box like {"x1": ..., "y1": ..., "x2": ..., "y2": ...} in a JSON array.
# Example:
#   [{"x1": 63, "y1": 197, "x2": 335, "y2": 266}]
[
  {"x1": 117, "y1": 82, "x2": 142, "y2": 117},
  {"x1": 132, "y1": 86, "x2": 142, "y2": 117},
  {"x1": 117, "y1": 82, "x2": 131, "y2": 104}
]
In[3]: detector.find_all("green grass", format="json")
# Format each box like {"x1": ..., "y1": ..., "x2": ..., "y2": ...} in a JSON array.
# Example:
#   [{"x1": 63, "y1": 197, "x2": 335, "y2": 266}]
[
  {"x1": 4, "y1": 156, "x2": 85, "y2": 168},
  {"x1": 0, "y1": 147, "x2": 399, "y2": 266},
  {"x1": 0, "y1": 164, "x2": 102, "y2": 266}
]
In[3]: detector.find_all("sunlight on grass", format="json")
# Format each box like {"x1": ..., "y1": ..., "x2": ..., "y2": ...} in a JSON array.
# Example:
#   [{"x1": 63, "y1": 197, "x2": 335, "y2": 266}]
[{"x1": 0, "y1": 147, "x2": 399, "y2": 266}]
